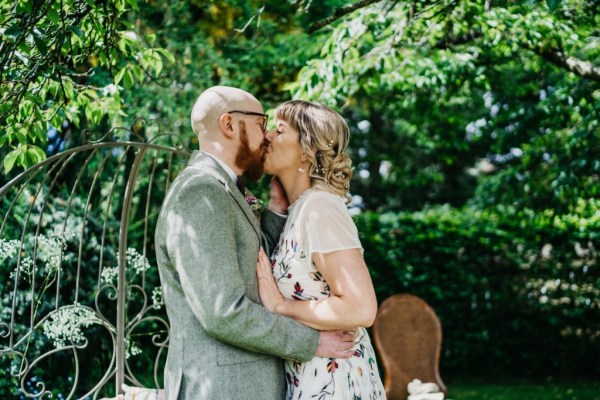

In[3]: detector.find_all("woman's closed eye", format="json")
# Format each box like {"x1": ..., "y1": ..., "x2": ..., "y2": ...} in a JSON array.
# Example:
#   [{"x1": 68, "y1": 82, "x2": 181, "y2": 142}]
[{"x1": 276, "y1": 129, "x2": 283, "y2": 135}]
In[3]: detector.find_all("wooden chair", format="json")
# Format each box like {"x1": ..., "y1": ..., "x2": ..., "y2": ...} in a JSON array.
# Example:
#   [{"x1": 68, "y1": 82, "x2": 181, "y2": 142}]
[{"x1": 372, "y1": 294, "x2": 447, "y2": 400}]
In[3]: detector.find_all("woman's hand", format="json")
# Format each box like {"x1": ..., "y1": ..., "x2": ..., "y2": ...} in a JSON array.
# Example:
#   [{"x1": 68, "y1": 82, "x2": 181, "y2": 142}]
[
  {"x1": 256, "y1": 248, "x2": 286, "y2": 313},
  {"x1": 267, "y1": 176, "x2": 289, "y2": 215}
]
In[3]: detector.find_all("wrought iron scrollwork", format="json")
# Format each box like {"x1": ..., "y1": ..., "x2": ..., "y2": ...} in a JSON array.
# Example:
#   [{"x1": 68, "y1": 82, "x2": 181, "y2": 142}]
[{"x1": 0, "y1": 127, "x2": 190, "y2": 399}]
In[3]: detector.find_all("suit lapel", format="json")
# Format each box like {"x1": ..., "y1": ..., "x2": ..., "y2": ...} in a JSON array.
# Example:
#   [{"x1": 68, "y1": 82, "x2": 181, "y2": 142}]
[{"x1": 186, "y1": 151, "x2": 261, "y2": 241}]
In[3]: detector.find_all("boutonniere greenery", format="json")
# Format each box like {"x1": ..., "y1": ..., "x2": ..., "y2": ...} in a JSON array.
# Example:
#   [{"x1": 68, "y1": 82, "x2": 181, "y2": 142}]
[{"x1": 245, "y1": 195, "x2": 264, "y2": 218}]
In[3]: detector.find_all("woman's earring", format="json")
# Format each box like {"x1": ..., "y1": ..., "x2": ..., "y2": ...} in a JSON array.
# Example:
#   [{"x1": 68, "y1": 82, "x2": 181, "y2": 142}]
[{"x1": 298, "y1": 154, "x2": 306, "y2": 173}]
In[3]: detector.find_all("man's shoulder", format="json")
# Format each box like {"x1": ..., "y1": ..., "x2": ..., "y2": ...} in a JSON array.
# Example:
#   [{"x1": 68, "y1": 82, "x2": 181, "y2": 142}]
[
  {"x1": 161, "y1": 167, "x2": 229, "y2": 208},
  {"x1": 174, "y1": 165, "x2": 226, "y2": 189}
]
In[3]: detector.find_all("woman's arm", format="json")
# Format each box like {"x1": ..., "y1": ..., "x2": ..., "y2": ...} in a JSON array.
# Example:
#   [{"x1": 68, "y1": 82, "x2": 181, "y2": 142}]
[{"x1": 256, "y1": 248, "x2": 378, "y2": 331}]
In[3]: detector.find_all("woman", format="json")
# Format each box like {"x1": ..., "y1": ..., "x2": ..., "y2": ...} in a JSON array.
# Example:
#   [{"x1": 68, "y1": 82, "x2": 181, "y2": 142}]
[{"x1": 256, "y1": 100, "x2": 385, "y2": 399}]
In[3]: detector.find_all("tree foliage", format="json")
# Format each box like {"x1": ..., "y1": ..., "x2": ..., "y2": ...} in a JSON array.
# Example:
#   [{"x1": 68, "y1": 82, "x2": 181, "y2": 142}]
[
  {"x1": 289, "y1": 0, "x2": 599, "y2": 211},
  {"x1": 1, "y1": 0, "x2": 598, "y2": 383},
  {"x1": 0, "y1": 0, "x2": 174, "y2": 173}
]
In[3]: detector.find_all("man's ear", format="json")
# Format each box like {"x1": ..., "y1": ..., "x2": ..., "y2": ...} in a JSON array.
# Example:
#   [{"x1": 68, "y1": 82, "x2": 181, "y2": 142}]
[{"x1": 219, "y1": 113, "x2": 236, "y2": 139}]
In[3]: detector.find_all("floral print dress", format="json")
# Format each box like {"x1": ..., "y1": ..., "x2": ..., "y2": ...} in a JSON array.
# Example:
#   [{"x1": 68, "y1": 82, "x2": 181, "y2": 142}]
[{"x1": 270, "y1": 189, "x2": 386, "y2": 400}]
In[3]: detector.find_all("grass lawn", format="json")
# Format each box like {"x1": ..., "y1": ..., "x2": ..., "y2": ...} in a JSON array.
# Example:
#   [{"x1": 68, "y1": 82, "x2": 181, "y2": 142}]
[{"x1": 447, "y1": 380, "x2": 600, "y2": 400}]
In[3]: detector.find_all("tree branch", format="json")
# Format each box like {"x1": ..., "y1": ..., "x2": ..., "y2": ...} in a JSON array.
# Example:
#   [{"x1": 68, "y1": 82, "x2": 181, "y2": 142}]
[
  {"x1": 434, "y1": 32, "x2": 600, "y2": 82},
  {"x1": 434, "y1": 30, "x2": 483, "y2": 49},
  {"x1": 524, "y1": 44, "x2": 600, "y2": 83},
  {"x1": 308, "y1": 0, "x2": 386, "y2": 33}
]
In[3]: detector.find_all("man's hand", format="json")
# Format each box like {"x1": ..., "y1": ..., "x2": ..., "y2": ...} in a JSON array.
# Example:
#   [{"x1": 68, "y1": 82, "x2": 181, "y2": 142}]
[
  {"x1": 316, "y1": 330, "x2": 356, "y2": 359},
  {"x1": 267, "y1": 176, "x2": 289, "y2": 214}
]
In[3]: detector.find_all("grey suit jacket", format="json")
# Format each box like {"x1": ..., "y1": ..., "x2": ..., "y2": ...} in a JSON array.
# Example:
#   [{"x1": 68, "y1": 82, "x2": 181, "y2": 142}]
[{"x1": 155, "y1": 151, "x2": 319, "y2": 400}]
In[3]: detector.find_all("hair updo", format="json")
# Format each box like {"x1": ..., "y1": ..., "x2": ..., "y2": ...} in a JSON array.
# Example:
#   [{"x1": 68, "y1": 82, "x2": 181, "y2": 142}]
[{"x1": 275, "y1": 100, "x2": 353, "y2": 203}]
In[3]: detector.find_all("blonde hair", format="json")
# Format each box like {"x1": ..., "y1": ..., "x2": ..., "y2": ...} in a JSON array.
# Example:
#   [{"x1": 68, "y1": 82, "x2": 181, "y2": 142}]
[{"x1": 275, "y1": 100, "x2": 353, "y2": 202}]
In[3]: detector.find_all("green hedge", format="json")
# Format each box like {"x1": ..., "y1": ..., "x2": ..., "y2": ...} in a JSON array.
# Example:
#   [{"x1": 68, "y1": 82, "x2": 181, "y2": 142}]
[{"x1": 356, "y1": 200, "x2": 600, "y2": 378}]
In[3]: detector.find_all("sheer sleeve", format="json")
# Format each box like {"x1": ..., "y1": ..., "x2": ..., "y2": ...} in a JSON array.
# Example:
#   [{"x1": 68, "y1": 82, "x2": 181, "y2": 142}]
[{"x1": 296, "y1": 191, "x2": 363, "y2": 257}]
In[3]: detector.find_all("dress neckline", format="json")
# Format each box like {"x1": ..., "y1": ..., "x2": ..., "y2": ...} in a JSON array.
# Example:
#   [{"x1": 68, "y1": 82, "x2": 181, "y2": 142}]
[{"x1": 288, "y1": 187, "x2": 317, "y2": 210}]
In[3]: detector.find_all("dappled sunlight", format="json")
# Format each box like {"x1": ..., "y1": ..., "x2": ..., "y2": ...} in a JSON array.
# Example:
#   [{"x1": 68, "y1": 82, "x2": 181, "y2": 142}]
[{"x1": 1, "y1": 0, "x2": 598, "y2": 397}]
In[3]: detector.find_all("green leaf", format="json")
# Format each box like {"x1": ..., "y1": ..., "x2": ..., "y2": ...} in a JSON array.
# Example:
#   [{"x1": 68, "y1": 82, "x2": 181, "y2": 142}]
[
  {"x1": 156, "y1": 48, "x2": 175, "y2": 64},
  {"x1": 27, "y1": 145, "x2": 47, "y2": 164},
  {"x1": 99, "y1": 52, "x2": 108, "y2": 66},
  {"x1": 47, "y1": 80, "x2": 60, "y2": 97},
  {"x1": 16, "y1": 0, "x2": 32, "y2": 13},
  {"x1": 114, "y1": 67, "x2": 126, "y2": 85},
  {"x1": 115, "y1": 0, "x2": 125, "y2": 12},
  {"x1": 123, "y1": 69, "x2": 134, "y2": 89},
  {"x1": 84, "y1": 103, "x2": 93, "y2": 122},
  {"x1": 86, "y1": 103, "x2": 103, "y2": 125},
  {"x1": 63, "y1": 79, "x2": 74, "y2": 100},
  {"x1": 546, "y1": 0, "x2": 561, "y2": 12},
  {"x1": 126, "y1": 0, "x2": 139, "y2": 9},
  {"x1": 15, "y1": 130, "x2": 27, "y2": 144},
  {"x1": 2, "y1": 26, "x2": 22, "y2": 42},
  {"x1": 33, "y1": 34, "x2": 48, "y2": 55},
  {"x1": 47, "y1": 8, "x2": 60, "y2": 24},
  {"x1": 69, "y1": 25, "x2": 84, "y2": 38},
  {"x1": 154, "y1": 58, "x2": 163, "y2": 76},
  {"x1": 117, "y1": 38, "x2": 127, "y2": 53},
  {"x1": 4, "y1": 150, "x2": 19, "y2": 173},
  {"x1": 131, "y1": 64, "x2": 144, "y2": 83},
  {"x1": 92, "y1": 108, "x2": 104, "y2": 125},
  {"x1": 80, "y1": 89, "x2": 99, "y2": 100},
  {"x1": 56, "y1": 65, "x2": 75, "y2": 75}
]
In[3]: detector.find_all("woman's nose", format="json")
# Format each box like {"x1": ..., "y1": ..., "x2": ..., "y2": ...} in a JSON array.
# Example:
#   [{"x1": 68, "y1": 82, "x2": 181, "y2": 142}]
[{"x1": 264, "y1": 129, "x2": 275, "y2": 142}]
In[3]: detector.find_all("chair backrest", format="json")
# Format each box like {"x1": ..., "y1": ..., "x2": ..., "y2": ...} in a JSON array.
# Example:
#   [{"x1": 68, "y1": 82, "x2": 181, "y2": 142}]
[{"x1": 372, "y1": 293, "x2": 447, "y2": 400}]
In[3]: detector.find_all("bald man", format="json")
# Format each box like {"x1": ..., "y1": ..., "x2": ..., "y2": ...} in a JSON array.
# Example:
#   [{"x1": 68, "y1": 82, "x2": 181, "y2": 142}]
[{"x1": 154, "y1": 86, "x2": 355, "y2": 400}]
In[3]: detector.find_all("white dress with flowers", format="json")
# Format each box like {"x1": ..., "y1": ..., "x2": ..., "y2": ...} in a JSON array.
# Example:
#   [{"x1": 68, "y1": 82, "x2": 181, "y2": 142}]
[{"x1": 270, "y1": 189, "x2": 385, "y2": 400}]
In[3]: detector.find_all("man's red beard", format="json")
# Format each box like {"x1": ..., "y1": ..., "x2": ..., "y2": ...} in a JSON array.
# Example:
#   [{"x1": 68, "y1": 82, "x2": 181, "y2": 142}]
[{"x1": 235, "y1": 121, "x2": 267, "y2": 181}]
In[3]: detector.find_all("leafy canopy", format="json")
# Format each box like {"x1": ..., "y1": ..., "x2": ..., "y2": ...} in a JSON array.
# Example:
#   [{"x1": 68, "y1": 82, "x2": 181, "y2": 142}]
[{"x1": 0, "y1": 0, "x2": 174, "y2": 173}]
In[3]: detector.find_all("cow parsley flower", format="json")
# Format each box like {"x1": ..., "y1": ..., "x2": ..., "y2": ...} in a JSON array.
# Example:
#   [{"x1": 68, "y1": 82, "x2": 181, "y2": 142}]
[
  {"x1": 151, "y1": 286, "x2": 163, "y2": 310},
  {"x1": 43, "y1": 304, "x2": 99, "y2": 348},
  {"x1": 0, "y1": 239, "x2": 22, "y2": 261}
]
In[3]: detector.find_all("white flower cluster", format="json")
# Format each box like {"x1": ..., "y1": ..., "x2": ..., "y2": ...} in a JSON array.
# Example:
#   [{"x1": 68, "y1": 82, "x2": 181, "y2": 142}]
[
  {"x1": 126, "y1": 248, "x2": 151, "y2": 275},
  {"x1": 101, "y1": 266, "x2": 119, "y2": 286},
  {"x1": 43, "y1": 304, "x2": 99, "y2": 348},
  {"x1": 2, "y1": 228, "x2": 73, "y2": 282},
  {"x1": 9, "y1": 256, "x2": 35, "y2": 280},
  {"x1": 34, "y1": 231, "x2": 68, "y2": 274},
  {"x1": 51, "y1": 225, "x2": 76, "y2": 242},
  {"x1": 126, "y1": 337, "x2": 143, "y2": 359},
  {"x1": 151, "y1": 286, "x2": 163, "y2": 310},
  {"x1": 100, "y1": 248, "x2": 152, "y2": 285},
  {"x1": 0, "y1": 239, "x2": 22, "y2": 261}
]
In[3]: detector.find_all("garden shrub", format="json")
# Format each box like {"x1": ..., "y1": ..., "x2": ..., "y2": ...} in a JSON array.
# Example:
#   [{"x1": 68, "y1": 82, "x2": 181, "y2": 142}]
[{"x1": 356, "y1": 201, "x2": 599, "y2": 378}]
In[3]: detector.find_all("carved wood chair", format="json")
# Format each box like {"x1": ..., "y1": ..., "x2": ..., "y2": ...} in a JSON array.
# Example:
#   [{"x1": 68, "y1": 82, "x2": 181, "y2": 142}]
[{"x1": 372, "y1": 293, "x2": 447, "y2": 400}]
